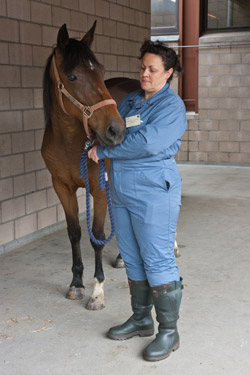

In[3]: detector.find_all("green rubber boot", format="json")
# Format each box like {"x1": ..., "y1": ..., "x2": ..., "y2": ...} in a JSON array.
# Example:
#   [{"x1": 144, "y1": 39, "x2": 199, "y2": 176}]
[
  {"x1": 143, "y1": 279, "x2": 183, "y2": 362},
  {"x1": 107, "y1": 279, "x2": 154, "y2": 340}
]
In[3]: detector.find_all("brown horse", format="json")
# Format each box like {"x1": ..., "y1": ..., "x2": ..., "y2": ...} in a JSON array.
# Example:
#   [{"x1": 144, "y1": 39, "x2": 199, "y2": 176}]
[{"x1": 41, "y1": 23, "x2": 129, "y2": 310}]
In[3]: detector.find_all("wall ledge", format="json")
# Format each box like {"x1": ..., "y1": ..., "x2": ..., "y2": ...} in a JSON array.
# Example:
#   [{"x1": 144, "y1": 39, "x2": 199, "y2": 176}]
[
  {"x1": 186, "y1": 111, "x2": 199, "y2": 120},
  {"x1": 199, "y1": 31, "x2": 250, "y2": 45},
  {"x1": 0, "y1": 212, "x2": 87, "y2": 255}
]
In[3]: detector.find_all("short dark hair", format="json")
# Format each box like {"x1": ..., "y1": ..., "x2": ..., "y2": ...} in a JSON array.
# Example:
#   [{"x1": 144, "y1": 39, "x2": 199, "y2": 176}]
[{"x1": 139, "y1": 40, "x2": 182, "y2": 82}]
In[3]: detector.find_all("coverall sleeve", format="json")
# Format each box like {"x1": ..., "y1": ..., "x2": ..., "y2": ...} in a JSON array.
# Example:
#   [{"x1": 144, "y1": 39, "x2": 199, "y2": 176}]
[{"x1": 97, "y1": 100, "x2": 187, "y2": 160}]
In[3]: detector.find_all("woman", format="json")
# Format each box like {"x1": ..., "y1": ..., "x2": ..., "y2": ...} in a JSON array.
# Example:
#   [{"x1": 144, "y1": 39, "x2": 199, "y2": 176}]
[{"x1": 88, "y1": 40, "x2": 187, "y2": 362}]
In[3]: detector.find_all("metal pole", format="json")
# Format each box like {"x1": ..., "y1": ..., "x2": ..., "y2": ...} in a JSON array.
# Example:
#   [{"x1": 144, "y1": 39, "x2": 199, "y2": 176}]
[
  {"x1": 170, "y1": 42, "x2": 250, "y2": 49},
  {"x1": 227, "y1": 0, "x2": 233, "y2": 27}
]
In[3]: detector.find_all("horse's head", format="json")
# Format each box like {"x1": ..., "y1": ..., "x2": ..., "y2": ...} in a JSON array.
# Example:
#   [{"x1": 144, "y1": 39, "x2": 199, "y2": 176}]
[{"x1": 50, "y1": 22, "x2": 125, "y2": 146}]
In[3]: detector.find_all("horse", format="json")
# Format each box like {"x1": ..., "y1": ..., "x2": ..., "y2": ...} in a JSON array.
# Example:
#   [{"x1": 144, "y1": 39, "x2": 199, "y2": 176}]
[{"x1": 41, "y1": 22, "x2": 129, "y2": 310}]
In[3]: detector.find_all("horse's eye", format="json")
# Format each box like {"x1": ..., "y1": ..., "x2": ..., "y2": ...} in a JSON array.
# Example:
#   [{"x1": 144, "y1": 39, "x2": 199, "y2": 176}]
[{"x1": 67, "y1": 73, "x2": 77, "y2": 82}]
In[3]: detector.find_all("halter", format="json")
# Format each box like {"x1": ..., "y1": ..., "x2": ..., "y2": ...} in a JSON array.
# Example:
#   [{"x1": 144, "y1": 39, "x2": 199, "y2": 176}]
[{"x1": 52, "y1": 55, "x2": 116, "y2": 140}]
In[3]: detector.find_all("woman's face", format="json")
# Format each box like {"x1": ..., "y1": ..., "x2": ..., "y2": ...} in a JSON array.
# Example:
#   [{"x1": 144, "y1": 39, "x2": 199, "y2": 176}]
[{"x1": 139, "y1": 53, "x2": 173, "y2": 99}]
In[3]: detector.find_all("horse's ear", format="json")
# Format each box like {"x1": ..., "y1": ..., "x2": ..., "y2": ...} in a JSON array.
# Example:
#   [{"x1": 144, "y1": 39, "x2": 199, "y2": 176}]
[
  {"x1": 57, "y1": 24, "x2": 69, "y2": 50},
  {"x1": 81, "y1": 21, "x2": 97, "y2": 46}
]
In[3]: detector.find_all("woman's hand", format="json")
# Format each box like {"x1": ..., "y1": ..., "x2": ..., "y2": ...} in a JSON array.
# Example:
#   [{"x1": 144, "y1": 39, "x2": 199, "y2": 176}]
[{"x1": 88, "y1": 146, "x2": 99, "y2": 163}]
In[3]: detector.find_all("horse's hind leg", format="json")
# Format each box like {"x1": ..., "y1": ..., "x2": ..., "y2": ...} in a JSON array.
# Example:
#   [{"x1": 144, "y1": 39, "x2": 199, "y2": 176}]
[
  {"x1": 174, "y1": 232, "x2": 180, "y2": 257},
  {"x1": 52, "y1": 178, "x2": 85, "y2": 300},
  {"x1": 86, "y1": 193, "x2": 106, "y2": 310},
  {"x1": 113, "y1": 253, "x2": 125, "y2": 268}
]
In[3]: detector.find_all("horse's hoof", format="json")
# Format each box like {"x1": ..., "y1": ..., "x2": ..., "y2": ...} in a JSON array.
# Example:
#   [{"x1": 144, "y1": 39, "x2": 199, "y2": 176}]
[
  {"x1": 86, "y1": 297, "x2": 105, "y2": 310},
  {"x1": 66, "y1": 286, "x2": 85, "y2": 300},
  {"x1": 174, "y1": 247, "x2": 180, "y2": 257},
  {"x1": 113, "y1": 257, "x2": 125, "y2": 268}
]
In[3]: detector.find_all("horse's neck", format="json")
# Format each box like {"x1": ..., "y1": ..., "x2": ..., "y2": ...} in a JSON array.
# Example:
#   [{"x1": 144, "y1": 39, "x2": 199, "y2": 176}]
[{"x1": 50, "y1": 105, "x2": 87, "y2": 148}]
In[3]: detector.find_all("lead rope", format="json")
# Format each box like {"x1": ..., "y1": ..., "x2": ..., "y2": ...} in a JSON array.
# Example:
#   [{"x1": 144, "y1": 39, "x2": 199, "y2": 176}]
[{"x1": 79, "y1": 143, "x2": 115, "y2": 245}]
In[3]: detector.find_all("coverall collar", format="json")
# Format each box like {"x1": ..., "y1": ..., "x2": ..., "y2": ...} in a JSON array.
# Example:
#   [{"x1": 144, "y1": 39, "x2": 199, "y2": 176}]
[{"x1": 128, "y1": 83, "x2": 170, "y2": 109}]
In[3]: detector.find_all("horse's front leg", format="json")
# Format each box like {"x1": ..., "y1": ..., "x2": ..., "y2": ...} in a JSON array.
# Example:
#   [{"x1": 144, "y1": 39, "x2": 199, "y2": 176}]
[
  {"x1": 52, "y1": 178, "x2": 85, "y2": 300},
  {"x1": 86, "y1": 192, "x2": 106, "y2": 310}
]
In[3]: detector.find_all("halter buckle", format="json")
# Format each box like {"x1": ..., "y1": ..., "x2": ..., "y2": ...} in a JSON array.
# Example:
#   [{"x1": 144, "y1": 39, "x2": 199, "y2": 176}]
[
  {"x1": 83, "y1": 106, "x2": 93, "y2": 119},
  {"x1": 58, "y1": 82, "x2": 64, "y2": 90}
]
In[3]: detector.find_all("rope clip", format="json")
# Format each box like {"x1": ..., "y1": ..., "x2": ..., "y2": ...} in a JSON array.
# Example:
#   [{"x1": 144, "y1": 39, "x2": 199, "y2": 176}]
[{"x1": 84, "y1": 139, "x2": 95, "y2": 150}]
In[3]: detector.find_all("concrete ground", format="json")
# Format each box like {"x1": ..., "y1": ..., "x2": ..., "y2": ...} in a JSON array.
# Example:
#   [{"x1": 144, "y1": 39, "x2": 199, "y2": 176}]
[{"x1": 1, "y1": 164, "x2": 250, "y2": 375}]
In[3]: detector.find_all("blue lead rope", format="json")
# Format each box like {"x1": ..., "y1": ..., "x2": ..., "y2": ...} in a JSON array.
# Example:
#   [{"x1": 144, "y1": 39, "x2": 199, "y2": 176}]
[{"x1": 79, "y1": 146, "x2": 115, "y2": 246}]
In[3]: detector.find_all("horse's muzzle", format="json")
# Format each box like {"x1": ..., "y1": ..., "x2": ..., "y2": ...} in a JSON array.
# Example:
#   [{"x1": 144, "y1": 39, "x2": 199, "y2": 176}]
[{"x1": 105, "y1": 120, "x2": 126, "y2": 145}]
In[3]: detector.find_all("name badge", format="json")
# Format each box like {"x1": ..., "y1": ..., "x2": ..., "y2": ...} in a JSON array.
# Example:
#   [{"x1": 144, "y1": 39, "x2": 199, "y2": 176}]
[{"x1": 126, "y1": 114, "x2": 141, "y2": 128}]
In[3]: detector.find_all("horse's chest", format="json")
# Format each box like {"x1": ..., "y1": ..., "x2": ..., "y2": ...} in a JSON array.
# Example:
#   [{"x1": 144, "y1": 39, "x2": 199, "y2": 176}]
[{"x1": 43, "y1": 142, "x2": 82, "y2": 183}]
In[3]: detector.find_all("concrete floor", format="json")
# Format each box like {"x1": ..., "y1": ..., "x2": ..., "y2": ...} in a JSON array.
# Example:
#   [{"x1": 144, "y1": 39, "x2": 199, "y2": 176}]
[{"x1": 1, "y1": 164, "x2": 250, "y2": 375}]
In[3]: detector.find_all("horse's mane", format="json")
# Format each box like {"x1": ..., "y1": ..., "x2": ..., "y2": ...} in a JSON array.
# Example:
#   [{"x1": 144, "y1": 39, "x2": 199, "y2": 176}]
[
  {"x1": 43, "y1": 38, "x2": 101, "y2": 127},
  {"x1": 43, "y1": 52, "x2": 54, "y2": 127}
]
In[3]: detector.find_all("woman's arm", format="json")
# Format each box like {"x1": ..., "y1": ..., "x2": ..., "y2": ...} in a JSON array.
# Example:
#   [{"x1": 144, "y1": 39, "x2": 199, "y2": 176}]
[{"x1": 96, "y1": 101, "x2": 187, "y2": 160}]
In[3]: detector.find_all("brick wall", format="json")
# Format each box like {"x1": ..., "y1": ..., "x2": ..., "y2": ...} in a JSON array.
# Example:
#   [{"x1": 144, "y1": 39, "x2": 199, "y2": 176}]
[
  {"x1": 176, "y1": 31, "x2": 250, "y2": 164},
  {"x1": 0, "y1": 0, "x2": 151, "y2": 252}
]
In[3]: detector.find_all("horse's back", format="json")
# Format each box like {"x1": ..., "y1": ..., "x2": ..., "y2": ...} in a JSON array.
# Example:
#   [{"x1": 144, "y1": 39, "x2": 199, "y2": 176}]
[{"x1": 105, "y1": 77, "x2": 141, "y2": 105}]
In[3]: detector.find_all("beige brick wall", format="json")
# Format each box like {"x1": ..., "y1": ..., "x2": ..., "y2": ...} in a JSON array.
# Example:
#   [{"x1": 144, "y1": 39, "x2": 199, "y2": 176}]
[
  {"x1": 176, "y1": 31, "x2": 250, "y2": 164},
  {"x1": 0, "y1": 0, "x2": 151, "y2": 252}
]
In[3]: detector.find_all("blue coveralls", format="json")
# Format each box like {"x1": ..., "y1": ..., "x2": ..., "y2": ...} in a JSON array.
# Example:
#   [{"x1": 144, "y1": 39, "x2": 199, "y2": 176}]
[{"x1": 97, "y1": 83, "x2": 187, "y2": 286}]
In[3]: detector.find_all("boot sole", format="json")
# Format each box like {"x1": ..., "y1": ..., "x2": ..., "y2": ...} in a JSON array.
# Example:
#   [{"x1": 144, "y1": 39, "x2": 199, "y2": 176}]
[
  {"x1": 107, "y1": 329, "x2": 154, "y2": 341},
  {"x1": 143, "y1": 341, "x2": 180, "y2": 362}
]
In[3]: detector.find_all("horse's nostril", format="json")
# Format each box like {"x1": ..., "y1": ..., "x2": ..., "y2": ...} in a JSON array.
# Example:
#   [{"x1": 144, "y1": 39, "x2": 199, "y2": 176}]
[
  {"x1": 106, "y1": 120, "x2": 125, "y2": 144},
  {"x1": 107, "y1": 125, "x2": 117, "y2": 139},
  {"x1": 106, "y1": 123, "x2": 122, "y2": 142}
]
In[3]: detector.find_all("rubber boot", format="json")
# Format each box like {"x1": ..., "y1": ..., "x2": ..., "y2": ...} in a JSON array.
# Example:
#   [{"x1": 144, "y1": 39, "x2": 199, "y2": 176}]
[
  {"x1": 143, "y1": 278, "x2": 183, "y2": 362},
  {"x1": 107, "y1": 279, "x2": 154, "y2": 340}
]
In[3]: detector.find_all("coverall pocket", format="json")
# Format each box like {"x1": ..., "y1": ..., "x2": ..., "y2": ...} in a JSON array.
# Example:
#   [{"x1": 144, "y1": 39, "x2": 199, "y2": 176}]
[
  {"x1": 136, "y1": 170, "x2": 170, "y2": 225},
  {"x1": 163, "y1": 169, "x2": 182, "y2": 206},
  {"x1": 138, "y1": 169, "x2": 166, "y2": 191},
  {"x1": 165, "y1": 180, "x2": 170, "y2": 191}
]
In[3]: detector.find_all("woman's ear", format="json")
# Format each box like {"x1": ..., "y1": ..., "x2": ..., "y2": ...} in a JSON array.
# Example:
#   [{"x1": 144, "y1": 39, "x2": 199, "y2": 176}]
[{"x1": 166, "y1": 68, "x2": 174, "y2": 81}]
